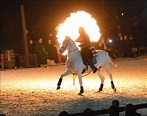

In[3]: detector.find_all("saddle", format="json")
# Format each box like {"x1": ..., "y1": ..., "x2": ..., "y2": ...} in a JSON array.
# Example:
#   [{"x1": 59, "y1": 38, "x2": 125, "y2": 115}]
[
  {"x1": 89, "y1": 46, "x2": 98, "y2": 58},
  {"x1": 82, "y1": 57, "x2": 97, "y2": 74},
  {"x1": 83, "y1": 57, "x2": 97, "y2": 65}
]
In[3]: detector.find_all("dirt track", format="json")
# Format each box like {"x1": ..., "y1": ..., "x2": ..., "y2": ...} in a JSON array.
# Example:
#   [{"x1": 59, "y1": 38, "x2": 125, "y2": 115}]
[{"x1": 1, "y1": 57, "x2": 147, "y2": 116}]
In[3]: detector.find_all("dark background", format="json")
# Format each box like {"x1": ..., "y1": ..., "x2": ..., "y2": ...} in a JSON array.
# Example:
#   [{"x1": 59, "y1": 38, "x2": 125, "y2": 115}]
[{"x1": 0, "y1": 0, "x2": 147, "y2": 54}]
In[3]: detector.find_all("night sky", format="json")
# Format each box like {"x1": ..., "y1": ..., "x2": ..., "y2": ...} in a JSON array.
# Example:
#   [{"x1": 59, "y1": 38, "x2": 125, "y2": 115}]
[{"x1": 0, "y1": 0, "x2": 147, "y2": 53}]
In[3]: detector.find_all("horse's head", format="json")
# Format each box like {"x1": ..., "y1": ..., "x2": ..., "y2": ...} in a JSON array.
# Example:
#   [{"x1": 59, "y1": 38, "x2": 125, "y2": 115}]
[{"x1": 59, "y1": 36, "x2": 71, "y2": 53}]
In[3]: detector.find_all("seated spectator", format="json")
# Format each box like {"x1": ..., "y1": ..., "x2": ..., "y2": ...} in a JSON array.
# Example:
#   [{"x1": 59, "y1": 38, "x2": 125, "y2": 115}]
[
  {"x1": 124, "y1": 103, "x2": 142, "y2": 116},
  {"x1": 127, "y1": 36, "x2": 138, "y2": 57},
  {"x1": 98, "y1": 37, "x2": 107, "y2": 50}
]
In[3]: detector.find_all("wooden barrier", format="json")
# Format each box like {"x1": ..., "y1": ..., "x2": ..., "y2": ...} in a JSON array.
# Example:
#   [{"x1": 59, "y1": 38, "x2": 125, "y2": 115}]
[
  {"x1": 58, "y1": 102, "x2": 147, "y2": 116},
  {"x1": 0, "y1": 54, "x2": 4, "y2": 70},
  {"x1": 3, "y1": 50, "x2": 15, "y2": 69}
]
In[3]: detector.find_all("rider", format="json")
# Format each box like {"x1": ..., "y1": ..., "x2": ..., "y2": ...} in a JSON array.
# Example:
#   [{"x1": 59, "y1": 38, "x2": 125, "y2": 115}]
[{"x1": 75, "y1": 27, "x2": 97, "y2": 73}]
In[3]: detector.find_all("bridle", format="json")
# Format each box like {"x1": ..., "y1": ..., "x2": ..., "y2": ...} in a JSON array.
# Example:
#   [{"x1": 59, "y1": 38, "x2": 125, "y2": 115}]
[
  {"x1": 60, "y1": 38, "x2": 70, "y2": 53},
  {"x1": 60, "y1": 38, "x2": 78, "y2": 53}
]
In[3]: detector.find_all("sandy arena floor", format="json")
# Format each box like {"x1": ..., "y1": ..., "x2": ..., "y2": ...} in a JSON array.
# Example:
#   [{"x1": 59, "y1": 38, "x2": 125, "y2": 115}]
[{"x1": 0, "y1": 56, "x2": 147, "y2": 116}]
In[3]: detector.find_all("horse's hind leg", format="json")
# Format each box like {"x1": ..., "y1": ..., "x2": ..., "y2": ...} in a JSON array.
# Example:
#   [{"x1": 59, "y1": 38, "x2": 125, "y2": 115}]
[
  {"x1": 57, "y1": 70, "x2": 71, "y2": 90},
  {"x1": 111, "y1": 81, "x2": 116, "y2": 92},
  {"x1": 103, "y1": 66, "x2": 116, "y2": 92}
]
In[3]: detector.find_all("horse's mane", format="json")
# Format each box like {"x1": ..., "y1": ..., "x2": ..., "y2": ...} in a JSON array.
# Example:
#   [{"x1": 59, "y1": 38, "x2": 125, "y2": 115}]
[
  {"x1": 69, "y1": 37, "x2": 75, "y2": 43},
  {"x1": 69, "y1": 37, "x2": 78, "y2": 48}
]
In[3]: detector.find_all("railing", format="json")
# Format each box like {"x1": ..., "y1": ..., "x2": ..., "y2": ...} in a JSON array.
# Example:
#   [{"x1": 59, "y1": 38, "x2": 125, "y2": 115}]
[
  {"x1": 58, "y1": 101, "x2": 147, "y2": 116},
  {"x1": 0, "y1": 53, "x2": 37, "y2": 69}
]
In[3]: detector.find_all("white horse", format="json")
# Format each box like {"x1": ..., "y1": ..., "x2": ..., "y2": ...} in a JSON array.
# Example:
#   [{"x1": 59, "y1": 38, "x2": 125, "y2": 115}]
[{"x1": 57, "y1": 36, "x2": 116, "y2": 95}]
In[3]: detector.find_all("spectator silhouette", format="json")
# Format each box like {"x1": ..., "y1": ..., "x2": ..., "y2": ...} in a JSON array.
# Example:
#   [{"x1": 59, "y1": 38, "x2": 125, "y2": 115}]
[
  {"x1": 45, "y1": 38, "x2": 58, "y2": 63},
  {"x1": 105, "y1": 37, "x2": 117, "y2": 58},
  {"x1": 127, "y1": 36, "x2": 138, "y2": 57},
  {"x1": 28, "y1": 39, "x2": 34, "y2": 54},
  {"x1": 98, "y1": 37, "x2": 107, "y2": 50},
  {"x1": 123, "y1": 35, "x2": 128, "y2": 57},
  {"x1": 125, "y1": 103, "x2": 142, "y2": 116},
  {"x1": 117, "y1": 35, "x2": 126, "y2": 58},
  {"x1": 35, "y1": 37, "x2": 48, "y2": 66}
]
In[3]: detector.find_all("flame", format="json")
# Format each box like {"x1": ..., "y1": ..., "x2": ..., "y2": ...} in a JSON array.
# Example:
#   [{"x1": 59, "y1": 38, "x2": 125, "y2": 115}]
[{"x1": 56, "y1": 11, "x2": 101, "y2": 45}]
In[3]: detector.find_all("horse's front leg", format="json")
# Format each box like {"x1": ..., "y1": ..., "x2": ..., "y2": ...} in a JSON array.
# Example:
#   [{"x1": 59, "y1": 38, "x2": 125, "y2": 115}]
[
  {"x1": 77, "y1": 73, "x2": 84, "y2": 95},
  {"x1": 57, "y1": 70, "x2": 71, "y2": 90}
]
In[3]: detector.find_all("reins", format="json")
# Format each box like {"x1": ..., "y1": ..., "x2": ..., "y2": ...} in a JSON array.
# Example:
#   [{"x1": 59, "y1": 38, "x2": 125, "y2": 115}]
[
  {"x1": 82, "y1": 70, "x2": 92, "y2": 77},
  {"x1": 73, "y1": 70, "x2": 92, "y2": 77},
  {"x1": 68, "y1": 48, "x2": 78, "y2": 53},
  {"x1": 63, "y1": 39, "x2": 79, "y2": 53}
]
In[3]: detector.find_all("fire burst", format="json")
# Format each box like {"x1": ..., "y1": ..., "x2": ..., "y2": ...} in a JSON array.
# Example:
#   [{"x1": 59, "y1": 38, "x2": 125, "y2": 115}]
[{"x1": 56, "y1": 11, "x2": 101, "y2": 44}]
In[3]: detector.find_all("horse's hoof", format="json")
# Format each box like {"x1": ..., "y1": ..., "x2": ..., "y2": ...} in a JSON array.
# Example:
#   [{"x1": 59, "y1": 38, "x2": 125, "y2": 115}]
[
  {"x1": 94, "y1": 91, "x2": 99, "y2": 94},
  {"x1": 78, "y1": 92, "x2": 83, "y2": 96},
  {"x1": 113, "y1": 88, "x2": 116, "y2": 92},
  {"x1": 57, "y1": 86, "x2": 60, "y2": 90},
  {"x1": 98, "y1": 90, "x2": 102, "y2": 93}
]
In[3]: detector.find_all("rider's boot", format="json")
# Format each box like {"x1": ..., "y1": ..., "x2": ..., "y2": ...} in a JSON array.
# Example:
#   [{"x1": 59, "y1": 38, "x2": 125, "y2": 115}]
[
  {"x1": 81, "y1": 68, "x2": 86, "y2": 74},
  {"x1": 81, "y1": 65, "x2": 88, "y2": 74},
  {"x1": 88, "y1": 59, "x2": 97, "y2": 73}
]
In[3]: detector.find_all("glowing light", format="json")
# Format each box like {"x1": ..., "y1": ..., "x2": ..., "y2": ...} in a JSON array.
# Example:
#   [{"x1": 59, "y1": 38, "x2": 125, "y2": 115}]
[
  {"x1": 56, "y1": 11, "x2": 101, "y2": 45},
  {"x1": 109, "y1": 39, "x2": 112, "y2": 43}
]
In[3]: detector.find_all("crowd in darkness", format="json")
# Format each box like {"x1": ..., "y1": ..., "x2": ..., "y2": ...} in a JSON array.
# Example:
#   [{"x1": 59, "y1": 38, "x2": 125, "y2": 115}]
[
  {"x1": 28, "y1": 35, "x2": 59, "y2": 66},
  {"x1": 94, "y1": 32, "x2": 138, "y2": 59},
  {"x1": 29, "y1": 31, "x2": 140, "y2": 66}
]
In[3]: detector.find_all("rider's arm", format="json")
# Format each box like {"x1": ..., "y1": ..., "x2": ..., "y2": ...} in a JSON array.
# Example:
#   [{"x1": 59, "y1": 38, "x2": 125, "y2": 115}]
[{"x1": 75, "y1": 35, "x2": 82, "y2": 43}]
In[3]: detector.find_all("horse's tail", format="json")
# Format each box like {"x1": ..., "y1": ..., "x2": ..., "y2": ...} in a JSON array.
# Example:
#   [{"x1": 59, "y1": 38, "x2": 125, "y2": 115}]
[{"x1": 109, "y1": 57, "x2": 117, "y2": 67}]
